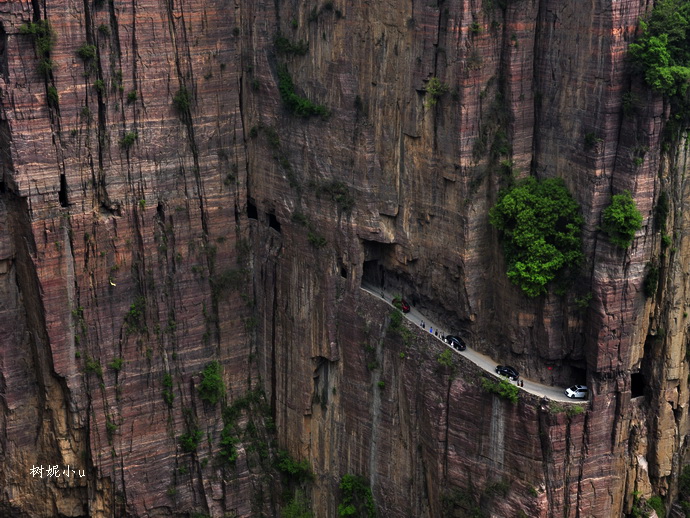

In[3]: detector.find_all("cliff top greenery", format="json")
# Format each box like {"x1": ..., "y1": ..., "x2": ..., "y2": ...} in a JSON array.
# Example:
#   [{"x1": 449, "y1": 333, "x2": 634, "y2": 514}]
[
  {"x1": 489, "y1": 177, "x2": 583, "y2": 297},
  {"x1": 629, "y1": 0, "x2": 690, "y2": 97}
]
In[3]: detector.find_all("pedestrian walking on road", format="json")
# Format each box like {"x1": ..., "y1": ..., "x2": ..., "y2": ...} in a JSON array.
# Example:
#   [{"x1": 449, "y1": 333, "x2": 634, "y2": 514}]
[
  {"x1": 421, "y1": 320, "x2": 425, "y2": 329},
  {"x1": 429, "y1": 327, "x2": 433, "y2": 334}
]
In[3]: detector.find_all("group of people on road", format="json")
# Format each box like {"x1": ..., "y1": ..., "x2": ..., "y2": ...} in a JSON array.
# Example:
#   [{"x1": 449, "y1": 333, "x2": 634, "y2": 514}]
[{"x1": 419, "y1": 320, "x2": 446, "y2": 342}]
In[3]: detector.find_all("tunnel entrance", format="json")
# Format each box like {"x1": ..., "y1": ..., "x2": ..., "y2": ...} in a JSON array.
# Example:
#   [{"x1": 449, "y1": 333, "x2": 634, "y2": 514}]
[
  {"x1": 631, "y1": 372, "x2": 645, "y2": 398},
  {"x1": 247, "y1": 198, "x2": 258, "y2": 220},
  {"x1": 569, "y1": 366, "x2": 587, "y2": 386},
  {"x1": 359, "y1": 239, "x2": 416, "y2": 302},
  {"x1": 361, "y1": 240, "x2": 396, "y2": 289},
  {"x1": 268, "y1": 212, "x2": 281, "y2": 233}
]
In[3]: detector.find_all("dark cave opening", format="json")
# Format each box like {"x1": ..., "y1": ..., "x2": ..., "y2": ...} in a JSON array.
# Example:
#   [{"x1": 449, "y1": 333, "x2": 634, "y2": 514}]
[
  {"x1": 362, "y1": 259, "x2": 384, "y2": 288},
  {"x1": 0, "y1": 24, "x2": 7, "y2": 82},
  {"x1": 361, "y1": 240, "x2": 396, "y2": 289},
  {"x1": 247, "y1": 199, "x2": 258, "y2": 220},
  {"x1": 631, "y1": 372, "x2": 645, "y2": 398},
  {"x1": 268, "y1": 212, "x2": 281, "y2": 233},
  {"x1": 58, "y1": 174, "x2": 69, "y2": 207},
  {"x1": 569, "y1": 366, "x2": 587, "y2": 386}
]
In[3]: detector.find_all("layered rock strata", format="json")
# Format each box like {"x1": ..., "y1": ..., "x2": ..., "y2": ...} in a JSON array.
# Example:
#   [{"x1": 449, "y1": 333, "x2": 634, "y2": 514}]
[{"x1": 0, "y1": 0, "x2": 688, "y2": 517}]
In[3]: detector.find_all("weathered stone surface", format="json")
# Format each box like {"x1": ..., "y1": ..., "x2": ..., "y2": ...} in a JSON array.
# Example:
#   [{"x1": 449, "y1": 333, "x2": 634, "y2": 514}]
[{"x1": 3, "y1": 0, "x2": 690, "y2": 516}]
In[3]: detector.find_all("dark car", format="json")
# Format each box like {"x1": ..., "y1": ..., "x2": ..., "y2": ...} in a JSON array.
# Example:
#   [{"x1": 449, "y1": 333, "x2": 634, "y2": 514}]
[
  {"x1": 495, "y1": 365, "x2": 519, "y2": 381},
  {"x1": 446, "y1": 335, "x2": 466, "y2": 351},
  {"x1": 392, "y1": 297, "x2": 410, "y2": 313}
]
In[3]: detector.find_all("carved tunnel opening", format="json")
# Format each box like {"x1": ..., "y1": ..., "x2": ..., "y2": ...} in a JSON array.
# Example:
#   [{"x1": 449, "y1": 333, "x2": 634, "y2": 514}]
[
  {"x1": 360, "y1": 239, "x2": 413, "y2": 297},
  {"x1": 361, "y1": 240, "x2": 395, "y2": 288},
  {"x1": 58, "y1": 174, "x2": 69, "y2": 207},
  {"x1": 268, "y1": 212, "x2": 281, "y2": 233},
  {"x1": 631, "y1": 372, "x2": 645, "y2": 398},
  {"x1": 0, "y1": 24, "x2": 8, "y2": 82},
  {"x1": 247, "y1": 198, "x2": 258, "y2": 220},
  {"x1": 569, "y1": 365, "x2": 587, "y2": 385}
]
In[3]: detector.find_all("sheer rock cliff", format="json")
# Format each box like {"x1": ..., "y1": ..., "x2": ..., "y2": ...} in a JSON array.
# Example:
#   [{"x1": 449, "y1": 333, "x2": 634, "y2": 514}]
[{"x1": 0, "y1": 0, "x2": 688, "y2": 517}]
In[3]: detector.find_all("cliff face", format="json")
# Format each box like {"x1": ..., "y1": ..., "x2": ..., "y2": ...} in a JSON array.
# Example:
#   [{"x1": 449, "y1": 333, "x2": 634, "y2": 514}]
[{"x1": 1, "y1": 0, "x2": 688, "y2": 516}]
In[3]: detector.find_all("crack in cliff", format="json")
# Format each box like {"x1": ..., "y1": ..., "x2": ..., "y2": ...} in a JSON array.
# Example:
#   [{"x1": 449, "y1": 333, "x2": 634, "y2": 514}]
[{"x1": 7, "y1": 192, "x2": 97, "y2": 512}]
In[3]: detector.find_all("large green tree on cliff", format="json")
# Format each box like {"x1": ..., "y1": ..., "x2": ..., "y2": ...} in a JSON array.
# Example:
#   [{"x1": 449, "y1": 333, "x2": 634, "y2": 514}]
[
  {"x1": 489, "y1": 177, "x2": 584, "y2": 297},
  {"x1": 629, "y1": 0, "x2": 690, "y2": 96}
]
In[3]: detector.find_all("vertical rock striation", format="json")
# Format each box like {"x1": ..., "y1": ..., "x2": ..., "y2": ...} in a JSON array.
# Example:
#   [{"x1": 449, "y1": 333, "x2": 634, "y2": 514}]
[{"x1": 1, "y1": 0, "x2": 689, "y2": 516}]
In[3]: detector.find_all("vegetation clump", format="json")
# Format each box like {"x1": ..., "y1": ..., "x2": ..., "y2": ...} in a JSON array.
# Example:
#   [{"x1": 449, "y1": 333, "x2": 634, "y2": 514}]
[
  {"x1": 481, "y1": 377, "x2": 519, "y2": 404},
  {"x1": 120, "y1": 131, "x2": 138, "y2": 149},
  {"x1": 283, "y1": 490, "x2": 313, "y2": 518},
  {"x1": 276, "y1": 450, "x2": 314, "y2": 483},
  {"x1": 629, "y1": 0, "x2": 690, "y2": 97},
  {"x1": 124, "y1": 296, "x2": 146, "y2": 333},
  {"x1": 644, "y1": 263, "x2": 660, "y2": 298},
  {"x1": 162, "y1": 373, "x2": 174, "y2": 407},
  {"x1": 47, "y1": 86, "x2": 59, "y2": 108},
  {"x1": 77, "y1": 43, "x2": 97, "y2": 61},
  {"x1": 274, "y1": 35, "x2": 309, "y2": 55},
  {"x1": 217, "y1": 423, "x2": 239, "y2": 464},
  {"x1": 277, "y1": 65, "x2": 329, "y2": 118},
  {"x1": 489, "y1": 177, "x2": 583, "y2": 297},
  {"x1": 601, "y1": 191, "x2": 643, "y2": 249},
  {"x1": 197, "y1": 360, "x2": 224, "y2": 405},
  {"x1": 108, "y1": 357, "x2": 123, "y2": 371},
  {"x1": 307, "y1": 231, "x2": 327, "y2": 248},
  {"x1": 338, "y1": 474, "x2": 377, "y2": 517},
  {"x1": 19, "y1": 20, "x2": 55, "y2": 76},
  {"x1": 437, "y1": 349, "x2": 454, "y2": 368},
  {"x1": 173, "y1": 86, "x2": 191, "y2": 113},
  {"x1": 424, "y1": 76, "x2": 449, "y2": 107},
  {"x1": 311, "y1": 180, "x2": 355, "y2": 212},
  {"x1": 678, "y1": 465, "x2": 690, "y2": 515},
  {"x1": 178, "y1": 427, "x2": 203, "y2": 453}
]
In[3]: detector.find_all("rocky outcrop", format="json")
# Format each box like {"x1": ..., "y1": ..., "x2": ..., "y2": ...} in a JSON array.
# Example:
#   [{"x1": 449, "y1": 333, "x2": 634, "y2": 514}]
[{"x1": 1, "y1": 0, "x2": 690, "y2": 516}]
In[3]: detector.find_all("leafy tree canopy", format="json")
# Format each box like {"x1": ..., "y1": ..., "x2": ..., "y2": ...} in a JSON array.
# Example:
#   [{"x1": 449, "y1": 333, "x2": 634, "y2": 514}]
[
  {"x1": 629, "y1": 0, "x2": 690, "y2": 96},
  {"x1": 601, "y1": 191, "x2": 643, "y2": 249},
  {"x1": 489, "y1": 177, "x2": 583, "y2": 297}
]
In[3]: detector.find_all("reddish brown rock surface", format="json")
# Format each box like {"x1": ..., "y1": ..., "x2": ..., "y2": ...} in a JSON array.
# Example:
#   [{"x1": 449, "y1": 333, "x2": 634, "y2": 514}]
[{"x1": 0, "y1": 0, "x2": 688, "y2": 517}]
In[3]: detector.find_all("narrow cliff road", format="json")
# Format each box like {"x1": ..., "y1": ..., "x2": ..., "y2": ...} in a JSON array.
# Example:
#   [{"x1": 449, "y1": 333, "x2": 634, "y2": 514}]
[{"x1": 360, "y1": 284, "x2": 585, "y2": 405}]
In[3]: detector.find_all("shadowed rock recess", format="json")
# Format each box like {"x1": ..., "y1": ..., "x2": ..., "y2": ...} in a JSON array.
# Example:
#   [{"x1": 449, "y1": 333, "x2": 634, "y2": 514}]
[{"x1": 1, "y1": 0, "x2": 689, "y2": 516}]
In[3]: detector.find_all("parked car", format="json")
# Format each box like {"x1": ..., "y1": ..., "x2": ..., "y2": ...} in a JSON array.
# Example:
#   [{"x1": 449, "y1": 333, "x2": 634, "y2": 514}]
[
  {"x1": 392, "y1": 297, "x2": 410, "y2": 313},
  {"x1": 495, "y1": 365, "x2": 519, "y2": 381},
  {"x1": 565, "y1": 385, "x2": 588, "y2": 399},
  {"x1": 446, "y1": 335, "x2": 466, "y2": 351}
]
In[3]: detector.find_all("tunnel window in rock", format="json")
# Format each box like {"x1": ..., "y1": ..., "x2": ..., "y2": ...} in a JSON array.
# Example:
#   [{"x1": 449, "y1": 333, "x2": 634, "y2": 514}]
[
  {"x1": 268, "y1": 212, "x2": 281, "y2": 233},
  {"x1": 59, "y1": 174, "x2": 69, "y2": 207},
  {"x1": 631, "y1": 372, "x2": 646, "y2": 399},
  {"x1": 247, "y1": 199, "x2": 258, "y2": 220},
  {"x1": 0, "y1": 24, "x2": 7, "y2": 82}
]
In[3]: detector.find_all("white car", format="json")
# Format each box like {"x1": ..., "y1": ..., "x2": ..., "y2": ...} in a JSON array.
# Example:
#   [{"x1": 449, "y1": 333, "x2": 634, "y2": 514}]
[{"x1": 565, "y1": 385, "x2": 588, "y2": 399}]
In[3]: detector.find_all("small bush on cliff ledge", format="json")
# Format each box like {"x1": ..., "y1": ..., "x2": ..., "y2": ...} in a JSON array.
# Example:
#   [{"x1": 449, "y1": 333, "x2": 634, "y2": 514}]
[
  {"x1": 197, "y1": 360, "x2": 224, "y2": 405},
  {"x1": 601, "y1": 191, "x2": 643, "y2": 249},
  {"x1": 338, "y1": 474, "x2": 377, "y2": 518},
  {"x1": 489, "y1": 177, "x2": 583, "y2": 297},
  {"x1": 277, "y1": 64, "x2": 329, "y2": 118},
  {"x1": 424, "y1": 76, "x2": 449, "y2": 107},
  {"x1": 481, "y1": 377, "x2": 519, "y2": 404}
]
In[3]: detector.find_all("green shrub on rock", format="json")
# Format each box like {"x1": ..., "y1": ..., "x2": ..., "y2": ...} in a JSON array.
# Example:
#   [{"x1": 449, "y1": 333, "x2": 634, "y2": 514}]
[
  {"x1": 489, "y1": 177, "x2": 583, "y2": 297},
  {"x1": 197, "y1": 360, "x2": 224, "y2": 405},
  {"x1": 601, "y1": 191, "x2": 643, "y2": 249},
  {"x1": 629, "y1": 0, "x2": 690, "y2": 97}
]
